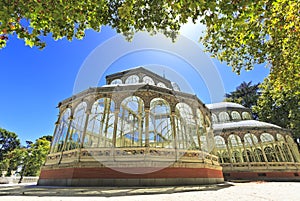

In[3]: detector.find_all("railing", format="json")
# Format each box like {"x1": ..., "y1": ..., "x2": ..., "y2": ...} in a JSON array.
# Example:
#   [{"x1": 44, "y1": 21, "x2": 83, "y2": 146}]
[
  {"x1": 222, "y1": 162, "x2": 300, "y2": 170},
  {"x1": 0, "y1": 176, "x2": 39, "y2": 184},
  {"x1": 45, "y1": 148, "x2": 219, "y2": 166}
]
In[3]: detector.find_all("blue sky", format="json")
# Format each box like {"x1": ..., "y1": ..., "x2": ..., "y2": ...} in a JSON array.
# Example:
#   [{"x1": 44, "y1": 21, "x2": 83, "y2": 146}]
[{"x1": 0, "y1": 25, "x2": 269, "y2": 145}]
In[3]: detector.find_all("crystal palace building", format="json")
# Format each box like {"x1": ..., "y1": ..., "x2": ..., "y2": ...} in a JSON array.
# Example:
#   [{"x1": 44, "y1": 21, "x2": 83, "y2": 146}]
[{"x1": 38, "y1": 67, "x2": 300, "y2": 186}]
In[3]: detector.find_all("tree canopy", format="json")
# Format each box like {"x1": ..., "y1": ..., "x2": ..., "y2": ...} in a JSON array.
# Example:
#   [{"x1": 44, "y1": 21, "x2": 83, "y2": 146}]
[
  {"x1": 1, "y1": 1, "x2": 299, "y2": 73},
  {"x1": 0, "y1": 0, "x2": 197, "y2": 49},
  {"x1": 254, "y1": 68, "x2": 300, "y2": 138},
  {"x1": 224, "y1": 79, "x2": 300, "y2": 138},
  {"x1": 0, "y1": 128, "x2": 20, "y2": 162},
  {"x1": 21, "y1": 137, "x2": 51, "y2": 176},
  {"x1": 0, "y1": 128, "x2": 51, "y2": 176},
  {"x1": 224, "y1": 81, "x2": 260, "y2": 119},
  {"x1": 1, "y1": 1, "x2": 299, "y2": 136}
]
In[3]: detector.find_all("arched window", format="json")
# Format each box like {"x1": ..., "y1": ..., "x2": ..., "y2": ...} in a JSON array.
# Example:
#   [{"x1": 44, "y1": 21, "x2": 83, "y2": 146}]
[
  {"x1": 196, "y1": 109, "x2": 208, "y2": 151},
  {"x1": 214, "y1": 136, "x2": 226, "y2": 149},
  {"x1": 254, "y1": 148, "x2": 265, "y2": 162},
  {"x1": 142, "y1": 76, "x2": 155, "y2": 85},
  {"x1": 286, "y1": 135, "x2": 295, "y2": 144},
  {"x1": 228, "y1": 134, "x2": 242, "y2": 147},
  {"x1": 171, "y1": 82, "x2": 180, "y2": 91},
  {"x1": 260, "y1": 133, "x2": 275, "y2": 143},
  {"x1": 286, "y1": 135, "x2": 300, "y2": 162},
  {"x1": 111, "y1": 79, "x2": 122, "y2": 85},
  {"x1": 218, "y1": 112, "x2": 230, "y2": 123},
  {"x1": 85, "y1": 98, "x2": 115, "y2": 148},
  {"x1": 66, "y1": 103, "x2": 87, "y2": 150},
  {"x1": 149, "y1": 98, "x2": 172, "y2": 148},
  {"x1": 232, "y1": 151, "x2": 242, "y2": 162},
  {"x1": 222, "y1": 152, "x2": 230, "y2": 163},
  {"x1": 175, "y1": 103, "x2": 197, "y2": 149},
  {"x1": 282, "y1": 143, "x2": 292, "y2": 162},
  {"x1": 275, "y1": 145, "x2": 284, "y2": 162},
  {"x1": 242, "y1": 112, "x2": 252, "y2": 120},
  {"x1": 276, "y1": 133, "x2": 285, "y2": 141},
  {"x1": 244, "y1": 133, "x2": 258, "y2": 146},
  {"x1": 245, "y1": 149, "x2": 255, "y2": 162},
  {"x1": 203, "y1": 115, "x2": 214, "y2": 152},
  {"x1": 157, "y1": 82, "x2": 167, "y2": 88},
  {"x1": 125, "y1": 75, "x2": 139, "y2": 84},
  {"x1": 51, "y1": 108, "x2": 71, "y2": 153},
  {"x1": 264, "y1": 146, "x2": 277, "y2": 162},
  {"x1": 117, "y1": 96, "x2": 144, "y2": 147},
  {"x1": 231, "y1": 111, "x2": 241, "y2": 120},
  {"x1": 211, "y1": 113, "x2": 218, "y2": 124},
  {"x1": 227, "y1": 135, "x2": 243, "y2": 162}
]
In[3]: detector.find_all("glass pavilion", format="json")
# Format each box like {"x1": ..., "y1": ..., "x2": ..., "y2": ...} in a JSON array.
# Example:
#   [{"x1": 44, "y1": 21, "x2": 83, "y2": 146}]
[
  {"x1": 207, "y1": 102, "x2": 300, "y2": 180},
  {"x1": 38, "y1": 67, "x2": 223, "y2": 186},
  {"x1": 38, "y1": 67, "x2": 300, "y2": 185}
]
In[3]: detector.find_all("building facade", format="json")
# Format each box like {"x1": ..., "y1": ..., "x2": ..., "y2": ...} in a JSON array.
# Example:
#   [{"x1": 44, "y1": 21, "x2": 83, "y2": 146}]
[
  {"x1": 38, "y1": 67, "x2": 300, "y2": 186},
  {"x1": 38, "y1": 67, "x2": 223, "y2": 186},
  {"x1": 208, "y1": 102, "x2": 300, "y2": 181}
]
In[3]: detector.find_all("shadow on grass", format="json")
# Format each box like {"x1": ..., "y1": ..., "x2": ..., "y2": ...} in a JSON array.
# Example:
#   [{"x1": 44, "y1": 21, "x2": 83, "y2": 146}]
[{"x1": 0, "y1": 182, "x2": 233, "y2": 197}]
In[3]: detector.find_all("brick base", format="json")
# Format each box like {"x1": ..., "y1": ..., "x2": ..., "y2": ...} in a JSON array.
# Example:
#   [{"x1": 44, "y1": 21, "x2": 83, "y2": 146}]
[
  {"x1": 38, "y1": 166, "x2": 224, "y2": 186},
  {"x1": 223, "y1": 171, "x2": 300, "y2": 181}
]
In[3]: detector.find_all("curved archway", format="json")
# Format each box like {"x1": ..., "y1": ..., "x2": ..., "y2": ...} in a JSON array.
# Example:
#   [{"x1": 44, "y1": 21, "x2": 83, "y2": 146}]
[
  {"x1": 275, "y1": 145, "x2": 284, "y2": 162},
  {"x1": 211, "y1": 113, "x2": 218, "y2": 124},
  {"x1": 171, "y1": 82, "x2": 181, "y2": 91},
  {"x1": 282, "y1": 143, "x2": 293, "y2": 162},
  {"x1": 125, "y1": 75, "x2": 139, "y2": 84},
  {"x1": 175, "y1": 103, "x2": 197, "y2": 149},
  {"x1": 157, "y1": 82, "x2": 167, "y2": 88},
  {"x1": 277, "y1": 133, "x2": 285, "y2": 141},
  {"x1": 85, "y1": 98, "x2": 115, "y2": 148},
  {"x1": 244, "y1": 149, "x2": 255, "y2": 162},
  {"x1": 117, "y1": 96, "x2": 144, "y2": 147},
  {"x1": 228, "y1": 134, "x2": 243, "y2": 147},
  {"x1": 231, "y1": 111, "x2": 241, "y2": 121},
  {"x1": 244, "y1": 133, "x2": 258, "y2": 147},
  {"x1": 197, "y1": 109, "x2": 207, "y2": 151},
  {"x1": 228, "y1": 134, "x2": 243, "y2": 162},
  {"x1": 260, "y1": 133, "x2": 275, "y2": 143},
  {"x1": 149, "y1": 98, "x2": 172, "y2": 148},
  {"x1": 218, "y1": 112, "x2": 230, "y2": 123},
  {"x1": 51, "y1": 108, "x2": 71, "y2": 153},
  {"x1": 242, "y1": 111, "x2": 252, "y2": 120},
  {"x1": 214, "y1": 136, "x2": 226, "y2": 149},
  {"x1": 142, "y1": 76, "x2": 155, "y2": 85},
  {"x1": 66, "y1": 102, "x2": 87, "y2": 151},
  {"x1": 264, "y1": 146, "x2": 277, "y2": 162},
  {"x1": 111, "y1": 79, "x2": 122, "y2": 85},
  {"x1": 286, "y1": 135, "x2": 300, "y2": 162},
  {"x1": 254, "y1": 148, "x2": 265, "y2": 162}
]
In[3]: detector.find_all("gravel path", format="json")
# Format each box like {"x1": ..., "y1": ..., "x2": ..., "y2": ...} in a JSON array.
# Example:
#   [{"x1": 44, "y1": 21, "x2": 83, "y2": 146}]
[{"x1": 0, "y1": 181, "x2": 299, "y2": 201}]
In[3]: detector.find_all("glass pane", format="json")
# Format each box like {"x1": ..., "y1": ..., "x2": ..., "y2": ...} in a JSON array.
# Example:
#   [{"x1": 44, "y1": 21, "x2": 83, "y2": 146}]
[
  {"x1": 157, "y1": 82, "x2": 167, "y2": 88},
  {"x1": 142, "y1": 76, "x2": 155, "y2": 85},
  {"x1": 51, "y1": 108, "x2": 71, "y2": 153},
  {"x1": 111, "y1": 79, "x2": 122, "y2": 85},
  {"x1": 125, "y1": 75, "x2": 139, "y2": 84},
  {"x1": 231, "y1": 111, "x2": 241, "y2": 120}
]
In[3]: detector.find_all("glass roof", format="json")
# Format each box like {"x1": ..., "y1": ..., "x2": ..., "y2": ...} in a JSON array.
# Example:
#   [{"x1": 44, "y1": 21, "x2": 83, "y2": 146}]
[
  {"x1": 206, "y1": 102, "x2": 246, "y2": 110},
  {"x1": 212, "y1": 120, "x2": 281, "y2": 130}
]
